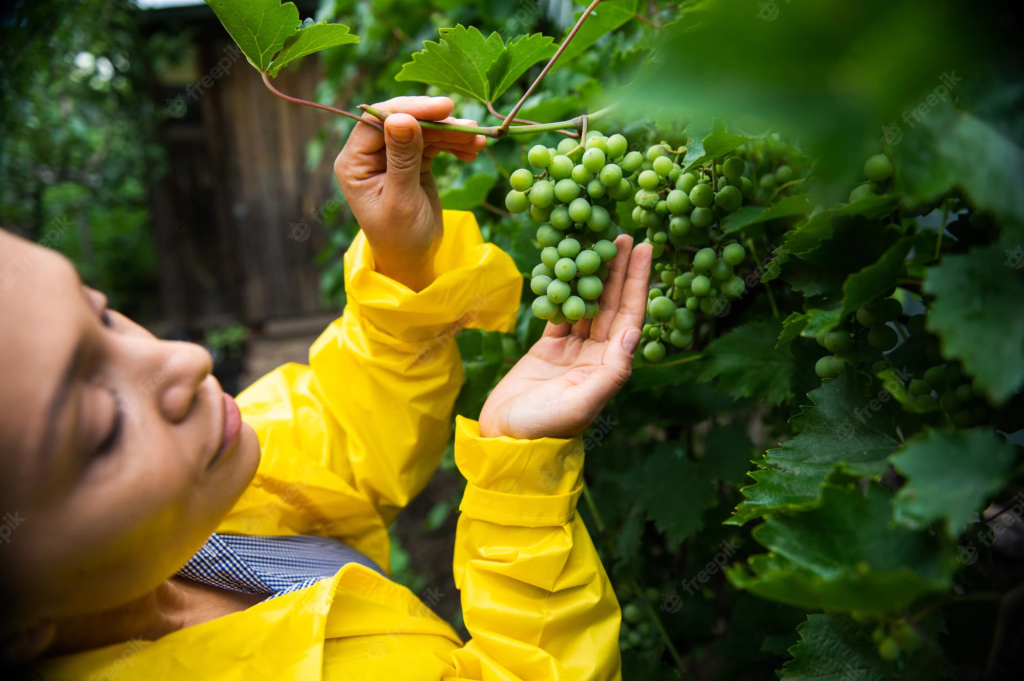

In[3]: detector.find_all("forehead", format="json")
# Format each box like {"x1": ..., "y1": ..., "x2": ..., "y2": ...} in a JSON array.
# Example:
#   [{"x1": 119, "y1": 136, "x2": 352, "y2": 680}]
[{"x1": 0, "y1": 231, "x2": 87, "y2": 483}]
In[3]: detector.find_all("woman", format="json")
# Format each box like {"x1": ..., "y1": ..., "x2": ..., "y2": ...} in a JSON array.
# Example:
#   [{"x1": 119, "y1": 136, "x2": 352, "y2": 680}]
[{"x1": 0, "y1": 96, "x2": 650, "y2": 680}]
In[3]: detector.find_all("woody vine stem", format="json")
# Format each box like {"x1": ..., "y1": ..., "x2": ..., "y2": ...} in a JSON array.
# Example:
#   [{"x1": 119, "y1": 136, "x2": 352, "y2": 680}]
[{"x1": 259, "y1": 0, "x2": 609, "y2": 139}]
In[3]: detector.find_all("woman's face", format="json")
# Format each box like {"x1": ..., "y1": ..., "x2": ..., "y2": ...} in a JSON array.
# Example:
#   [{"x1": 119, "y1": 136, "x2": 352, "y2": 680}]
[{"x1": 0, "y1": 231, "x2": 260, "y2": 626}]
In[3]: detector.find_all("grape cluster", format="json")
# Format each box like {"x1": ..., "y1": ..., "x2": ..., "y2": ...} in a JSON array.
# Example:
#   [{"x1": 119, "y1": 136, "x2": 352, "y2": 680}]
[
  {"x1": 851, "y1": 611, "x2": 923, "y2": 662},
  {"x1": 814, "y1": 297, "x2": 903, "y2": 381},
  {"x1": 850, "y1": 152, "x2": 894, "y2": 203},
  {"x1": 636, "y1": 146, "x2": 754, "y2": 362},
  {"x1": 619, "y1": 597, "x2": 659, "y2": 653},
  {"x1": 507, "y1": 131, "x2": 632, "y2": 324}
]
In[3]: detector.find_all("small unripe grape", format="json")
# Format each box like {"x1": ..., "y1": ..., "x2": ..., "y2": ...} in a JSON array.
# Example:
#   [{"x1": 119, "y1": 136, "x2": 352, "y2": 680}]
[
  {"x1": 693, "y1": 248, "x2": 717, "y2": 271},
  {"x1": 531, "y1": 275, "x2": 553, "y2": 295},
  {"x1": 562, "y1": 296, "x2": 586, "y2": 321},
  {"x1": 575, "y1": 249, "x2": 602, "y2": 275},
  {"x1": 656, "y1": 200, "x2": 669, "y2": 215},
  {"x1": 505, "y1": 190, "x2": 529, "y2": 213},
  {"x1": 531, "y1": 203, "x2": 552, "y2": 222},
  {"x1": 651, "y1": 243, "x2": 665, "y2": 258},
  {"x1": 667, "y1": 189, "x2": 691, "y2": 215},
  {"x1": 759, "y1": 173, "x2": 776, "y2": 190},
  {"x1": 643, "y1": 340, "x2": 666, "y2": 363},
  {"x1": 686, "y1": 296, "x2": 699, "y2": 310},
  {"x1": 585, "y1": 136, "x2": 608, "y2": 153},
  {"x1": 824, "y1": 330, "x2": 853, "y2": 353},
  {"x1": 669, "y1": 329, "x2": 693, "y2": 348},
  {"x1": 691, "y1": 274, "x2": 711, "y2": 297},
  {"x1": 923, "y1": 365, "x2": 946, "y2": 388},
  {"x1": 635, "y1": 189, "x2": 660, "y2": 210},
  {"x1": 849, "y1": 183, "x2": 874, "y2": 203},
  {"x1": 621, "y1": 151, "x2": 644, "y2": 173},
  {"x1": 532, "y1": 263, "x2": 554, "y2": 278},
  {"x1": 815, "y1": 356, "x2": 840, "y2": 379},
  {"x1": 711, "y1": 258, "x2": 734, "y2": 281},
  {"x1": 674, "y1": 307, "x2": 696, "y2": 331},
  {"x1": 856, "y1": 305, "x2": 883, "y2": 328},
  {"x1": 690, "y1": 183, "x2": 714, "y2": 208},
  {"x1": 663, "y1": 217, "x2": 688, "y2": 238},
  {"x1": 510, "y1": 168, "x2": 534, "y2": 192},
  {"x1": 558, "y1": 138, "x2": 578, "y2": 155},
  {"x1": 550, "y1": 311, "x2": 568, "y2": 325},
  {"x1": 723, "y1": 156, "x2": 745, "y2": 183},
  {"x1": 568, "y1": 197, "x2": 593, "y2": 223},
  {"x1": 648, "y1": 287, "x2": 662, "y2": 301},
  {"x1": 608, "y1": 178, "x2": 633, "y2": 201},
  {"x1": 586, "y1": 178, "x2": 608, "y2": 200},
  {"x1": 585, "y1": 205, "x2": 609, "y2": 232},
  {"x1": 715, "y1": 185, "x2": 743, "y2": 212},
  {"x1": 652, "y1": 231, "x2": 668, "y2": 244},
  {"x1": 546, "y1": 279, "x2": 571, "y2": 304},
  {"x1": 722, "y1": 243, "x2": 746, "y2": 266},
  {"x1": 528, "y1": 145, "x2": 551, "y2": 169},
  {"x1": 740, "y1": 176, "x2": 754, "y2": 197},
  {"x1": 557, "y1": 238, "x2": 582, "y2": 258},
  {"x1": 863, "y1": 154, "x2": 893, "y2": 182},
  {"x1": 536, "y1": 224, "x2": 561, "y2": 247},
  {"x1": 868, "y1": 325, "x2": 898, "y2": 351},
  {"x1": 550, "y1": 205, "x2": 572, "y2": 230},
  {"x1": 716, "y1": 176, "x2": 730, "y2": 191},
  {"x1": 577, "y1": 275, "x2": 603, "y2": 300},
  {"x1": 599, "y1": 163, "x2": 623, "y2": 187},
  {"x1": 880, "y1": 297, "x2": 903, "y2": 321},
  {"x1": 572, "y1": 163, "x2": 593, "y2": 184},
  {"x1": 677, "y1": 172, "x2": 698, "y2": 193},
  {"x1": 555, "y1": 178, "x2": 581, "y2": 203},
  {"x1": 816, "y1": 332, "x2": 829, "y2": 348},
  {"x1": 877, "y1": 637, "x2": 901, "y2": 662},
  {"x1": 594, "y1": 240, "x2": 618, "y2": 262},
  {"x1": 533, "y1": 295, "x2": 558, "y2": 319},
  {"x1": 606, "y1": 134, "x2": 628, "y2": 159},
  {"x1": 647, "y1": 145, "x2": 668, "y2": 162},
  {"x1": 541, "y1": 246, "x2": 561, "y2": 269},
  {"x1": 583, "y1": 300, "x2": 600, "y2": 319},
  {"x1": 774, "y1": 165, "x2": 794, "y2": 184},
  {"x1": 909, "y1": 379, "x2": 932, "y2": 397},
  {"x1": 585, "y1": 129, "x2": 604, "y2": 141},
  {"x1": 529, "y1": 180, "x2": 554, "y2": 208},
  {"x1": 639, "y1": 170, "x2": 661, "y2": 190},
  {"x1": 549, "y1": 155, "x2": 574, "y2": 180},
  {"x1": 660, "y1": 269, "x2": 675, "y2": 284},
  {"x1": 649, "y1": 296, "x2": 676, "y2": 322},
  {"x1": 699, "y1": 298, "x2": 715, "y2": 314},
  {"x1": 583, "y1": 148, "x2": 606, "y2": 173},
  {"x1": 555, "y1": 257, "x2": 577, "y2": 281},
  {"x1": 653, "y1": 155, "x2": 674, "y2": 177},
  {"x1": 721, "y1": 275, "x2": 745, "y2": 298},
  {"x1": 640, "y1": 209, "x2": 662, "y2": 228}
]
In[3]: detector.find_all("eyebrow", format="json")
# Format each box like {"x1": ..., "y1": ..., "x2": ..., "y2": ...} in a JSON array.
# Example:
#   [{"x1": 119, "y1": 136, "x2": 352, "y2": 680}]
[{"x1": 37, "y1": 339, "x2": 86, "y2": 464}]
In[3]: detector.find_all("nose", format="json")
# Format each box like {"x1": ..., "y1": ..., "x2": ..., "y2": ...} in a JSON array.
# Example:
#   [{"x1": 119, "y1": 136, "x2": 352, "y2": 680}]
[{"x1": 147, "y1": 341, "x2": 214, "y2": 423}]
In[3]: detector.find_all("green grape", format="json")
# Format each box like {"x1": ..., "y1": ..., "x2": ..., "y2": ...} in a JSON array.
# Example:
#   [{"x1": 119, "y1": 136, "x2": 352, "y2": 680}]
[
  {"x1": 711, "y1": 258, "x2": 733, "y2": 281},
  {"x1": 740, "y1": 176, "x2": 754, "y2": 198},
  {"x1": 651, "y1": 242, "x2": 666, "y2": 258},
  {"x1": 653, "y1": 155, "x2": 674, "y2": 176},
  {"x1": 640, "y1": 209, "x2": 661, "y2": 228},
  {"x1": 655, "y1": 200, "x2": 669, "y2": 216},
  {"x1": 816, "y1": 333, "x2": 829, "y2": 348},
  {"x1": 586, "y1": 205, "x2": 610, "y2": 232},
  {"x1": 643, "y1": 340, "x2": 666, "y2": 363},
  {"x1": 597, "y1": 263, "x2": 611, "y2": 281},
  {"x1": 759, "y1": 173, "x2": 776, "y2": 190},
  {"x1": 674, "y1": 307, "x2": 696, "y2": 331},
  {"x1": 544, "y1": 246, "x2": 561, "y2": 268},
  {"x1": 583, "y1": 148, "x2": 606, "y2": 173},
  {"x1": 907, "y1": 314, "x2": 927, "y2": 337},
  {"x1": 667, "y1": 216, "x2": 690, "y2": 237},
  {"x1": 722, "y1": 243, "x2": 746, "y2": 265},
  {"x1": 691, "y1": 274, "x2": 712, "y2": 297},
  {"x1": 550, "y1": 205, "x2": 572, "y2": 230},
  {"x1": 880, "y1": 297, "x2": 902, "y2": 321},
  {"x1": 505, "y1": 190, "x2": 529, "y2": 213},
  {"x1": 594, "y1": 239, "x2": 618, "y2": 262},
  {"x1": 721, "y1": 275, "x2": 746, "y2": 298},
  {"x1": 638, "y1": 170, "x2": 661, "y2": 190},
  {"x1": 652, "y1": 231, "x2": 668, "y2": 244},
  {"x1": 575, "y1": 250, "x2": 602, "y2": 275},
  {"x1": 716, "y1": 176, "x2": 729, "y2": 191},
  {"x1": 723, "y1": 156, "x2": 745, "y2": 183},
  {"x1": 557, "y1": 138, "x2": 578, "y2": 155},
  {"x1": 529, "y1": 180, "x2": 554, "y2": 208},
  {"x1": 536, "y1": 224, "x2": 561, "y2": 247},
  {"x1": 510, "y1": 168, "x2": 534, "y2": 192},
  {"x1": 877, "y1": 637, "x2": 901, "y2": 663},
  {"x1": 649, "y1": 296, "x2": 676, "y2": 322},
  {"x1": 532, "y1": 263, "x2": 554, "y2": 278},
  {"x1": 635, "y1": 189, "x2": 660, "y2": 210},
  {"x1": 568, "y1": 197, "x2": 593, "y2": 223},
  {"x1": 530, "y1": 275, "x2": 553, "y2": 295},
  {"x1": 608, "y1": 178, "x2": 633, "y2": 201},
  {"x1": 648, "y1": 288, "x2": 662, "y2": 300},
  {"x1": 546, "y1": 279, "x2": 571, "y2": 304},
  {"x1": 551, "y1": 311, "x2": 568, "y2": 325},
  {"x1": 908, "y1": 379, "x2": 931, "y2": 397},
  {"x1": 587, "y1": 177, "x2": 608, "y2": 199},
  {"x1": 585, "y1": 136, "x2": 608, "y2": 153},
  {"x1": 669, "y1": 329, "x2": 693, "y2": 348},
  {"x1": 578, "y1": 275, "x2": 603, "y2": 300},
  {"x1": 674, "y1": 272, "x2": 695, "y2": 289},
  {"x1": 923, "y1": 365, "x2": 945, "y2": 388},
  {"x1": 585, "y1": 129, "x2": 604, "y2": 141},
  {"x1": 554, "y1": 257, "x2": 578, "y2": 281},
  {"x1": 659, "y1": 269, "x2": 675, "y2": 284},
  {"x1": 914, "y1": 394, "x2": 939, "y2": 409},
  {"x1": 554, "y1": 178, "x2": 581, "y2": 203},
  {"x1": 856, "y1": 305, "x2": 883, "y2": 328},
  {"x1": 572, "y1": 163, "x2": 594, "y2": 184},
  {"x1": 606, "y1": 134, "x2": 628, "y2": 159},
  {"x1": 677, "y1": 172, "x2": 699, "y2": 193},
  {"x1": 549, "y1": 155, "x2": 574, "y2": 180},
  {"x1": 815, "y1": 356, "x2": 840, "y2": 379},
  {"x1": 583, "y1": 300, "x2": 600, "y2": 319},
  {"x1": 531, "y1": 203, "x2": 553, "y2": 222},
  {"x1": 849, "y1": 183, "x2": 875, "y2": 203},
  {"x1": 528, "y1": 145, "x2": 551, "y2": 169},
  {"x1": 690, "y1": 183, "x2": 714, "y2": 208},
  {"x1": 824, "y1": 330, "x2": 853, "y2": 353},
  {"x1": 863, "y1": 154, "x2": 893, "y2": 182},
  {"x1": 532, "y1": 295, "x2": 558, "y2": 320},
  {"x1": 774, "y1": 165, "x2": 794, "y2": 184},
  {"x1": 621, "y1": 151, "x2": 644, "y2": 173},
  {"x1": 667, "y1": 189, "x2": 691, "y2": 215},
  {"x1": 693, "y1": 248, "x2": 717, "y2": 271},
  {"x1": 562, "y1": 296, "x2": 586, "y2": 321},
  {"x1": 557, "y1": 238, "x2": 582, "y2": 258},
  {"x1": 686, "y1": 296, "x2": 699, "y2": 310},
  {"x1": 699, "y1": 297, "x2": 715, "y2": 314},
  {"x1": 598, "y1": 163, "x2": 623, "y2": 187},
  {"x1": 868, "y1": 325, "x2": 898, "y2": 351},
  {"x1": 646, "y1": 145, "x2": 668, "y2": 161},
  {"x1": 714, "y1": 185, "x2": 743, "y2": 212},
  {"x1": 892, "y1": 622, "x2": 922, "y2": 652},
  {"x1": 598, "y1": 225, "x2": 619, "y2": 243}
]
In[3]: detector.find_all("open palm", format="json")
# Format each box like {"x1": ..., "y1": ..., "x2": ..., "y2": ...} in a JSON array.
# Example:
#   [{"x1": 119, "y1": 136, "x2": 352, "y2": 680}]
[{"x1": 479, "y1": 235, "x2": 653, "y2": 440}]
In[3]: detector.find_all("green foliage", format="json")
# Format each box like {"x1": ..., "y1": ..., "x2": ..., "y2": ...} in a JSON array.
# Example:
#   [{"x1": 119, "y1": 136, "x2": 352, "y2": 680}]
[{"x1": 699, "y1": 321, "x2": 794, "y2": 406}]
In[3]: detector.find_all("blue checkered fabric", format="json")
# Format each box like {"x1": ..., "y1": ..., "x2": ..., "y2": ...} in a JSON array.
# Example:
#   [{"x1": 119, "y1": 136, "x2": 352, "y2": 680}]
[{"x1": 177, "y1": 533, "x2": 386, "y2": 601}]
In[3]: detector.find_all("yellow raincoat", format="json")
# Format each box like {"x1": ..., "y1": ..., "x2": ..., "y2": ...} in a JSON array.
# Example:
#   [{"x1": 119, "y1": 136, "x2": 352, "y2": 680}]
[{"x1": 40, "y1": 211, "x2": 622, "y2": 680}]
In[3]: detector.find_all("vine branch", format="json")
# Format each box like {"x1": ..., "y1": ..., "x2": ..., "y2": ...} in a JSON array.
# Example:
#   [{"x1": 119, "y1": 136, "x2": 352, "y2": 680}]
[{"x1": 261, "y1": 72, "x2": 380, "y2": 131}]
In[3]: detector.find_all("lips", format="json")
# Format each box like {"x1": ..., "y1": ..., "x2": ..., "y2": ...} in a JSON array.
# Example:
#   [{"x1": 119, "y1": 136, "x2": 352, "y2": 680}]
[{"x1": 210, "y1": 392, "x2": 242, "y2": 467}]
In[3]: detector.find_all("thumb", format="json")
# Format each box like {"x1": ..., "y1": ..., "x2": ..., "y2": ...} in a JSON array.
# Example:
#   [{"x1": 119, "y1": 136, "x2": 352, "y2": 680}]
[{"x1": 383, "y1": 113, "x2": 424, "y2": 195}]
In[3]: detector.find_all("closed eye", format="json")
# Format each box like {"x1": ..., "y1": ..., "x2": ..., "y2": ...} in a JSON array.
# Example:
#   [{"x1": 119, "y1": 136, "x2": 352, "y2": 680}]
[{"x1": 97, "y1": 393, "x2": 123, "y2": 455}]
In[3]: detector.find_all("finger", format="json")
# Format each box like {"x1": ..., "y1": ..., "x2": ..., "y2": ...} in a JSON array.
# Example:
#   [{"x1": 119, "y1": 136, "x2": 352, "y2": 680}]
[
  {"x1": 343, "y1": 96, "x2": 455, "y2": 159},
  {"x1": 423, "y1": 118, "x2": 487, "y2": 147},
  {"x1": 382, "y1": 113, "x2": 426, "y2": 199},
  {"x1": 542, "y1": 321, "x2": 573, "y2": 339},
  {"x1": 589, "y1": 234, "x2": 635, "y2": 341},
  {"x1": 608, "y1": 242, "x2": 654, "y2": 340}
]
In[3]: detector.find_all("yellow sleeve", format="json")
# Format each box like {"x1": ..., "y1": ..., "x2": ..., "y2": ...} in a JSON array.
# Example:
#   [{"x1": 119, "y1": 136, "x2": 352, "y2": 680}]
[
  {"x1": 446, "y1": 417, "x2": 622, "y2": 681},
  {"x1": 227, "y1": 211, "x2": 522, "y2": 559}
]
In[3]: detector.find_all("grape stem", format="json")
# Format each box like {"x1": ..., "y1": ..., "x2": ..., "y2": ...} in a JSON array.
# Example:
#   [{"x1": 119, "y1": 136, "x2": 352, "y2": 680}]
[
  {"x1": 500, "y1": 0, "x2": 605, "y2": 133},
  {"x1": 260, "y1": 72, "x2": 382, "y2": 131},
  {"x1": 359, "y1": 103, "x2": 616, "y2": 139},
  {"x1": 746, "y1": 238, "x2": 780, "y2": 319}
]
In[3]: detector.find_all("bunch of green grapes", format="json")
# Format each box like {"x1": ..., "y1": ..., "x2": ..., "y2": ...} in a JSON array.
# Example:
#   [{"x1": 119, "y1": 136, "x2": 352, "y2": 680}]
[
  {"x1": 813, "y1": 297, "x2": 903, "y2": 381},
  {"x1": 633, "y1": 147, "x2": 754, "y2": 363},
  {"x1": 851, "y1": 611, "x2": 923, "y2": 663},
  {"x1": 506, "y1": 131, "x2": 635, "y2": 324}
]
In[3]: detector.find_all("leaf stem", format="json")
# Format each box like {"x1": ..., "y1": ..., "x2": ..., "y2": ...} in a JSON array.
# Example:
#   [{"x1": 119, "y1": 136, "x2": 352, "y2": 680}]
[
  {"x1": 260, "y1": 72, "x2": 380, "y2": 130},
  {"x1": 360, "y1": 103, "x2": 615, "y2": 139},
  {"x1": 500, "y1": 0, "x2": 604, "y2": 133},
  {"x1": 745, "y1": 238, "x2": 779, "y2": 319}
]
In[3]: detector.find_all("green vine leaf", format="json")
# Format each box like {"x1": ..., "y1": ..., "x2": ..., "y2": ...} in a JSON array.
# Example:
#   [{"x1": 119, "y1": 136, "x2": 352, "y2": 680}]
[
  {"x1": 684, "y1": 132, "x2": 751, "y2": 172},
  {"x1": 396, "y1": 26, "x2": 555, "y2": 104},
  {"x1": 890, "y1": 428, "x2": 1017, "y2": 538},
  {"x1": 728, "y1": 484, "x2": 955, "y2": 611},
  {"x1": 923, "y1": 245, "x2": 1024, "y2": 404},
  {"x1": 205, "y1": 0, "x2": 301, "y2": 71},
  {"x1": 721, "y1": 194, "x2": 810, "y2": 235},
  {"x1": 840, "y1": 236, "x2": 918, "y2": 316},
  {"x1": 699, "y1": 320, "x2": 795, "y2": 406},
  {"x1": 776, "y1": 307, "x2": 843, "y2": 347},
  {"x1": 640, "y1": 444, "x2": 718, "y2": 550},
  {"x1": 440, "y1": 173, "x2": 497, "y2": 211},
  {"x1": 554, "y1": 0, "x2": 639, "y2": 67},
  {"x1": 268, "y1": 22, "x2": 360, "y2": 76},
  {"x1": 728, "y1": 372, "x2": 900, "y2": 525}
]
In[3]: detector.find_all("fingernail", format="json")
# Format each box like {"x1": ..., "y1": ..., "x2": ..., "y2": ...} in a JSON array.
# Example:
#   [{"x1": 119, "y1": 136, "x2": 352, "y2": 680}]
[
  {"x1": 623, "y1": 329, "x2": 642, "y2": 356},
  {"x1": 390, "y1": 126, "x2": 414, "y2": 143}
]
